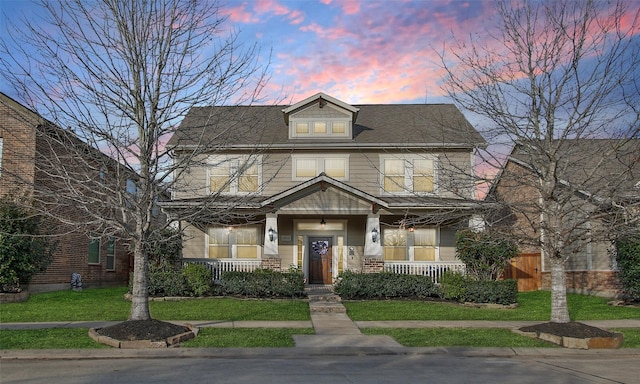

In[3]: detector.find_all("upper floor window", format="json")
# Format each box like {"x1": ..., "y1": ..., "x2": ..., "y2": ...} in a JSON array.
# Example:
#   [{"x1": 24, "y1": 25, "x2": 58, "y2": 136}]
[
  {"x1": 292, "y1": 154, "x2": 349, "y2": 181},
  {"x1": 289, "y1": 119, "x2": 350, "y2": 138},
  {"x1": 380, "y1": 155, "x2": 436, "y2": 195},
  {"x1": 208, "y1": 156, "x2": 262, "y2": 195}
]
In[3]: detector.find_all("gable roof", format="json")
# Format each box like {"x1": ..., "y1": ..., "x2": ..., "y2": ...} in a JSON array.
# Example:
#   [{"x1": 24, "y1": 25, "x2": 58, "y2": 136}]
[
  {"x1": 488, "y1": 139, "x2": 640, "y2": 202},
  {"x1": 281, "y1": 92, "x2": 359, "y2": 124},
  {"x1": 168, "y1": 96, "x2": 486, "y2": 150}
]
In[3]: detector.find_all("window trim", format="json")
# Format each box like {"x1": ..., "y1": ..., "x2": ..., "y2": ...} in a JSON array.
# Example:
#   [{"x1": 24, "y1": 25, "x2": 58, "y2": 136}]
[
  {"x1": 207, "y1": 155, "x2": 263, "y2": 195},
  {"x1": 289, "y1": 118, "x2": 351, "y2": 138},
  {"x1": 382, "y1": 227, "x2": 440, "y2": 261},
  {"x1": 206, "y1": 225, "x2": 262, "y2": 259},
  {"x1": 379, "y1": 155, "x2": 438, "y2": 195},
  {"x1": 292, "y1": 154, "x2": 350, "y2": 181}
]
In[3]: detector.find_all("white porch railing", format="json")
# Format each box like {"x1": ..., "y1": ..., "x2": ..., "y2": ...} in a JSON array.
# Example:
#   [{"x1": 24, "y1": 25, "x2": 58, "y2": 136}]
[
  {"x1": 384, "y1": 261, "x2": 465, "y2": 284},
  {"x1": 183, "y1": 259, "x2": 261, "y2": 281}
]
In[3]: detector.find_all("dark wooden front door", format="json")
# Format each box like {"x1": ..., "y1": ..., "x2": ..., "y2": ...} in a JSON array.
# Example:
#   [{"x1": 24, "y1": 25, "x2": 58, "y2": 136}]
[
  {"x1": 504, "y1": 253, "x2": 542, "y2": 291},
  {"x1": 309, "y1": 237, "x2": 332, "y2": 284}
]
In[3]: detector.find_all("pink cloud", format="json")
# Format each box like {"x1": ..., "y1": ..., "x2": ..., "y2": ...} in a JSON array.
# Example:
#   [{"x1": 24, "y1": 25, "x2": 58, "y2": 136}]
[{"x1": 226, "y1": 4, "x2": 257, "y2": 23}]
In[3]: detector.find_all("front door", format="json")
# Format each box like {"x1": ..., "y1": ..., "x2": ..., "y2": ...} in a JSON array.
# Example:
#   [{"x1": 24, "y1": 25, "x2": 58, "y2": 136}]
[{"x1": 309, "y1": 237, "x2": 332, "y2": 284}]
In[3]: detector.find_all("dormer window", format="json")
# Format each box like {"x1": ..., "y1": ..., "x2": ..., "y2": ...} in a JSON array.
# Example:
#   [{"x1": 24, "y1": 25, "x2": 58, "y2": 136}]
[
  {"x1": 290, "y1": 119, "x2": 350, "y2": 138},
  {"x1": 283, "y1": 93, "x2": 359, "y2": 140}
]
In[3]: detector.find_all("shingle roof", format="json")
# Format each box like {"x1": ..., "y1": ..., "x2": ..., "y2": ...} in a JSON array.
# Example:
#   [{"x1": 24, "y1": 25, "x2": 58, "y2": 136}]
[
  {"x1": 507, "y1": 139, "x2": 640, "y2": 200},
  {"x1": 168, "y1": 103, "x2": 485, "y2": 149}
]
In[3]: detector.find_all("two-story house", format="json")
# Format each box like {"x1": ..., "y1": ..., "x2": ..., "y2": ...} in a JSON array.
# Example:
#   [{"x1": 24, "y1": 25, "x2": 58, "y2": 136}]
[
  {"x1": 165, "y1": 93, "x2": 486, "y2": 284},
  {"x1": 0, "y1": 92, "x2": 131, "y2": 292}
]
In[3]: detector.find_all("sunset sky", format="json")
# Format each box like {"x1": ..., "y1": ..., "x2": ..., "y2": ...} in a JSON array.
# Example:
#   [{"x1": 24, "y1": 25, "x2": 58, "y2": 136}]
[{"x1": 0, "y1": 0, "x2": 494, "y2": 105}]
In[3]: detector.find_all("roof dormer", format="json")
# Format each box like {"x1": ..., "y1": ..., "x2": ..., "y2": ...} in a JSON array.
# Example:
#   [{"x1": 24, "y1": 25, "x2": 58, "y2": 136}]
[{"x1": 282, "y1": 93, "x2": 359, "y2": 140}]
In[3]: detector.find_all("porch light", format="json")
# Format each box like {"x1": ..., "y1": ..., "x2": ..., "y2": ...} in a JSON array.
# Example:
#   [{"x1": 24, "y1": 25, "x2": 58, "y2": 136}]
[
  {"x1": 320, "y1": 217, "x2": 326, "y2": 228},
  {"x1": 268, "y1": 227, "x2": 275, "y2": 242},
  {"x1": 371, "y1": 227, "x2": 379, "y2": 243}
]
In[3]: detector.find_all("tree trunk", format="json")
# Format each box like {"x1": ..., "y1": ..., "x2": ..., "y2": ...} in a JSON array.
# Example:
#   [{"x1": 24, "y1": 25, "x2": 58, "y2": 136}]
[
  {"x1": 129, "y1": 239, "x2": 151, "y2": 321},
  {"x1": 549, "y1": 258, "x2": 570, "y2": 323}
]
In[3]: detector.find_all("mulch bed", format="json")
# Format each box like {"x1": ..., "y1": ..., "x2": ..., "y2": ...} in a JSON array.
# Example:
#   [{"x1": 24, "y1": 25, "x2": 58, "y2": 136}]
[
  {"x1": 519, "y1": 321, "x2": 616, "y2": 338},
  {"x1": 96, "y1": 319, "x2": 190, "y2": 342}
]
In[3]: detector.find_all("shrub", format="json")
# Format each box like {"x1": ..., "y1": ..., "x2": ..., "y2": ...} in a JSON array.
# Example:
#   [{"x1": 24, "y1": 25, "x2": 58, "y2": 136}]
[
  {"x1": 145, "y1": 260, "x2": 188, "y2": 297},
  {"x1": 333, "y1": 271, "x2": 440, "y2": 300},
  {"x1": 438, "y1": 271, "x2": 517, "y2": 304},
  {"x1": 463, "y1": 279, "x2": 517, "y2": 305},
  {"x1": 218, "y1": 269, "x2": 305, "y2": 298},
  {"x1": 615, "y1": 236, "x2": 640, "y2": 301},
  {"x1": 0, "y1": 196, "x2": 56, "y2": 291},
  {"x1": 439, "y1": 271, "x2": 467, "y2": 301},
  {"x1": 183, "y1": 263, "x2": 213, "y2": 296},
  {"x1": 455, "y1": 229, "x2": 518, "y2": 281}
]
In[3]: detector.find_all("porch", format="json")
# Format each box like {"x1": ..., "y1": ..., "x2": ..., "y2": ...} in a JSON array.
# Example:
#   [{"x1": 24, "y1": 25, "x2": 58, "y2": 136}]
[{"x1": 183, "y1": 258, "x2": 465, "y2": 284}]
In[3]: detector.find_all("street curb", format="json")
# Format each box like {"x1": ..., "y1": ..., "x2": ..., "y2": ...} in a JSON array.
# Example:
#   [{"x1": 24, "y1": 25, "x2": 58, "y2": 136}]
[{"x1": 2, "y1": 347, "x2": 640, "y2": 360}]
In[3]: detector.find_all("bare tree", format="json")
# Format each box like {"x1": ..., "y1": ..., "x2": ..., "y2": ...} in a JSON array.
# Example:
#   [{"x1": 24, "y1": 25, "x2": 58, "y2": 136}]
[
  {"x1": 1, "y1": 0, "x2": 270, "y2": 321},
  {"x1": 439, "y1": 0, "x2": 639, "y2": 322}
]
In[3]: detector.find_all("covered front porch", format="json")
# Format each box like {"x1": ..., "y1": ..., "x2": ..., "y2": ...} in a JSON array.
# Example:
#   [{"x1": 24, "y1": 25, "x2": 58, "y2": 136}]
[{"x1": 163, "y1": 174, "x2": 477, "y2": 284}]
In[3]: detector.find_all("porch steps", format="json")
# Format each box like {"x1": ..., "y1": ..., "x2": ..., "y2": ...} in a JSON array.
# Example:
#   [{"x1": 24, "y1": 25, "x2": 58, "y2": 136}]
[{"x1": 306, "y1": 286, "x2": 345, "y2": 314}]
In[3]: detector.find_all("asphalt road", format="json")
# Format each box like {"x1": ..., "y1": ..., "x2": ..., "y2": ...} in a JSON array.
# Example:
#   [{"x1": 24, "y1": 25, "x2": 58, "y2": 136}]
[{"x1": 2, "y1": 354, "x2": 639, "y2": 384}]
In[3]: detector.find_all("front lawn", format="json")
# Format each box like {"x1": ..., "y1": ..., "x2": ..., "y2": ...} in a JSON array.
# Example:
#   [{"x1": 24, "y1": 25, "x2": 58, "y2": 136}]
[
  {"x1": 344, "y1": 291, "x2": 639, "y2": 321},
  {"x1": 0, "y1": 287, "x2": 310, "y2": 322}
]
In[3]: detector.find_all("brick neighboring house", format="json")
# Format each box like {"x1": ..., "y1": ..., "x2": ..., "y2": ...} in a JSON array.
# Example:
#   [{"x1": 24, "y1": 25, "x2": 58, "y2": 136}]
[
  {"x1": 0, "y1": 92, "x2": 131, "y2": 292},
  {"x1": 488, "y1": 139, "x2": 640, "y2": 297},
  {"x1": 163, "y1": 93, "x2": 487, "y2": 284}
]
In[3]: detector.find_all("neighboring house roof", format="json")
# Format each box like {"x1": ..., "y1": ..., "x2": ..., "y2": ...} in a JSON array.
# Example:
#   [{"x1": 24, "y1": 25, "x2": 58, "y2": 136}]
[
  {"x1": 168, "y1": 97, "x2": 486, "y2": 149},
  {"x1": 488, "y1": 139, "x2": 640, "y2": 204}
]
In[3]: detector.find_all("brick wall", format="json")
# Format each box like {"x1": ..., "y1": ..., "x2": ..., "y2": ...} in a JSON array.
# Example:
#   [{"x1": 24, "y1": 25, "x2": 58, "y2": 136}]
[
  {"x1": 541, "y1": 271, "x2": 622, "y2": 298},
  {"x1": 261, "y1": 257, "x2": 282, "y2": 271},
  {"x1": 2, "y1": 94, "x2": 131, "y2": 291},
  {"x1": 363, "y1": 258, "x2": 384, "y2": 273}
]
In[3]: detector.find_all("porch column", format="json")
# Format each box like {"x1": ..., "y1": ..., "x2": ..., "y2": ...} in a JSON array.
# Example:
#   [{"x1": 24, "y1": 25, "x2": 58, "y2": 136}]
[
  {"x1": 264, "y1": 213, "x2": 279, "y2": 257},
  {"x1": 364, "y1": 213, "x2": 383, "y2": 258}
]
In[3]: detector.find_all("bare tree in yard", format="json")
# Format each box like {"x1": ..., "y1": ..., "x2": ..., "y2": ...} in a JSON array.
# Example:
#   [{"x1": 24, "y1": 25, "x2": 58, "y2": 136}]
[
  {"x1": 1, "y1": 0, "x2": 269, "y2": 321},
  {"x1": 440, "y1": 0, "x2": 639, "y2": 322}
]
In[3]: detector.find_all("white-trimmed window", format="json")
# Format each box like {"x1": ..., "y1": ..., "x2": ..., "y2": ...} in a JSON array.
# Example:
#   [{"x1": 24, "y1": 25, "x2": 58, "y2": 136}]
[
  {"x1": 207, "y1": 226, "x2": 260, "y2": 259},
  {"x1": 292, "y1": 155, "x2": 349, "y2": 180},
  {"x1": 208, "y1": 156, "x2": 262, "y2": 194},
  {"x1": 289, "y1": 119, "x2": 351, "y2": 138},
  {"x1": 383, "y1": 227, "x2": 439, "y2": 261},
  {"x1": 380, "y1": 155, "x2": 437, "y2": 194}
]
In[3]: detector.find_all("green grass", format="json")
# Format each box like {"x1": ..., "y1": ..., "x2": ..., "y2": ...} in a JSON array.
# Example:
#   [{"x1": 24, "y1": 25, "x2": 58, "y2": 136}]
[
  {"x1": 0, "y1": 287, "x2": 310, "y2": 322},
  {"x1": 1, "y1": 287, "x2": 638, "y2": 349},
  {"x1": 180, "y1": 328, "x2": 315, "y2": 348},
  {"x1": 362, "y1": 328, "x2": 559, "y2": 348},
  {"x1": 150, "y1": 298, "x2": 310, "y2": 321},
  {"x1": 344, "y1": 291, "x2": 640, "y2": 321},
  {"x1": 0, "y1": 328, "x2": 109, "y2": 349}
]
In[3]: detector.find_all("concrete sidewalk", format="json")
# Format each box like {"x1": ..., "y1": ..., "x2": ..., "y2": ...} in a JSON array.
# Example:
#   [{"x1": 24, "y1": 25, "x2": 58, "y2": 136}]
[
  {"x1": 2, "y1": 319, "x2": 640, "y2": 331},
  {"x1": 2, "y1": 288, "x2": 639, "y2": 358}
]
